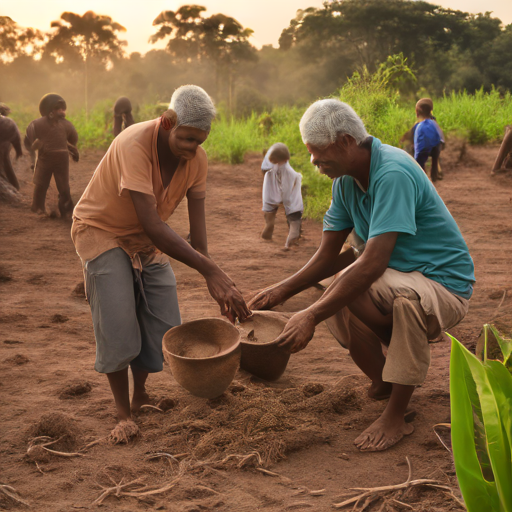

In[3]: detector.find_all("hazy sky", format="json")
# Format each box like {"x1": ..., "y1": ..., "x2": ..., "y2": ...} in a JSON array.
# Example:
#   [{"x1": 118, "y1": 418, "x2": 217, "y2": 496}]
[{"x1": 5, "y1": 0, "x2": 512, "y2": 54}]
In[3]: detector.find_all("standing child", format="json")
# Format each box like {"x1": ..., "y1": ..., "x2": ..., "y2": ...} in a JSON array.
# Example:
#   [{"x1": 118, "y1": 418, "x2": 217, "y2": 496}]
[
  {"x1": 0, "y1": 104, "x2": 22, "y2": 190},
  {"x1": 25, "y1": 93, "x2": 79, "y2": 217},
  {"x1": 261, "y1": 143, "x2": 303, "y2": 250},
  {"x1": 491, "y1": 125, "x2": 512, "y2": 175},
  {"x1": 113, "y1": 96, "x2": 135, "y2": 137},
  {"x1": 413, "y1": 98, "x2": 444, "y2": 182}
]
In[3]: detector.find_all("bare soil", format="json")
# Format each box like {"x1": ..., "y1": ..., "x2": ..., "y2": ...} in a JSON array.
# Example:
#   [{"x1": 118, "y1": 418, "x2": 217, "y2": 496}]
[{"x1": 1, "y1": 142, "x2": 511, "y2": 511}]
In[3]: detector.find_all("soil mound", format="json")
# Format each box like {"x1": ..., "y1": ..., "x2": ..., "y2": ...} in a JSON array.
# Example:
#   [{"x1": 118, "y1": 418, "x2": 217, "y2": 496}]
[
  {"x1": 59, "y1": 381, "x2": 92, "y2": 399},
  {"x1": 5, "y1": 354, "x2": 29, "y2": 365},
  {"x1": 27, "y1": 412, "x2": 81, "y2": 452}
]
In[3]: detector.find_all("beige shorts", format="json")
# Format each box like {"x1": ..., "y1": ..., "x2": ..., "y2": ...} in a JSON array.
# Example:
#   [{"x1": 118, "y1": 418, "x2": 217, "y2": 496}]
[{"x1": 325, "y1": 268, "x2": 469, "y2": 386}]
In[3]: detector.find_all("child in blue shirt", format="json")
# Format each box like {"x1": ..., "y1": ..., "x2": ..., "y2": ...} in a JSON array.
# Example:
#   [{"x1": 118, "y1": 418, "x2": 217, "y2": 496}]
[{"x1": 413, "y1": 98, "x2": 444, "y2": 182}]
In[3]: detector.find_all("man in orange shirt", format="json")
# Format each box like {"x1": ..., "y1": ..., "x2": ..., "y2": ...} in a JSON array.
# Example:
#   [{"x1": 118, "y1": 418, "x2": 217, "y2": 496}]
[{"x1": 72, "y1": 85, "x2": 251, "y2": 443}]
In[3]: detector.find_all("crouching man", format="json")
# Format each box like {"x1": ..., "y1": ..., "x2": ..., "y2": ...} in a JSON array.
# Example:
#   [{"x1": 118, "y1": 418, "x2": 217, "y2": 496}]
[{"x1": 249, "y1": 99, "x2": 475, "y2": 452}]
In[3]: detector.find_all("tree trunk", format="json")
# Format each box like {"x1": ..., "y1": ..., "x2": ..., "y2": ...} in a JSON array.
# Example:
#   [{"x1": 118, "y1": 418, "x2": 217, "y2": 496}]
[{"x1": 84, "y1": 53, "x2": 89, "y2": 122}]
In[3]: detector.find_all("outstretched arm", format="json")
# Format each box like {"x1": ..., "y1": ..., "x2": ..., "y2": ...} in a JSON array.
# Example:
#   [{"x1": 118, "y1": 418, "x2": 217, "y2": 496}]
[
  {"x1": 130, "y1": 190, "x2": 251, "y2": 323},
  {"x1": 248, "y1": 228, "x2": 352, "y2": 310},
  {"x1": 274, "y1": 231, "x2": 398, "y2": 353}
]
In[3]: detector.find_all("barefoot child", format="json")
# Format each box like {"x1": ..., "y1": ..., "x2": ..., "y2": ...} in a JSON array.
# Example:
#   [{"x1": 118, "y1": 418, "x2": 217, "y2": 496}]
[
  {"x1": 413, "y1": 98, "x2": 444, "y2": 182},
  {"x1": 24, "y1": 93, "x2": 79, "y2": 217},
  {"x1": 261, "y1": 143, "x2": 303, "y2": 249}
]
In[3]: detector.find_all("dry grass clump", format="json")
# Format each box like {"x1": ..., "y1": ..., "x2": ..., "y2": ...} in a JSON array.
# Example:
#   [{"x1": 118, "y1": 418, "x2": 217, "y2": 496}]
[
  {"x1": 72, "y1": 281, "x2": 86, "y2": 297},
  {"x1": 156, "y1": 377, "x2": 365, "y2": 468},
  {"x1": 4, "y1": 354, "x2": 29, "y2": 365},
  {"x1": 51, "y1": 314, "x2": 69, "y2": 324},
  {"x1": 27, "y1": 412, "x2": 81, "y2": 452},
  {"x1": 59, "y1": 381, "x2": 92, "y2": 399}
]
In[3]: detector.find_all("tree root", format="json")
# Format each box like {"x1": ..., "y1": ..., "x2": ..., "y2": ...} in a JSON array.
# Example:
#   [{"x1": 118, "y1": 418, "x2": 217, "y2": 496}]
[
  {"x1": 27, "y1": 436, "x2": 84, "y2": 459},
  {"x1": 139, "y1": 404, "x2": 164, "y2": 413},
  {"x1": 0, "y1": 483, "x2": 30, "y2": 507},
  {"x1": 92, "y1": 464, "x2": 186, "y2": 506},
  {"x1": 332, "y1": 457, "x2": 465, "y2": 510},
  {"x1": 293, "y1": 487, "x2": 326, "y2": 497}
]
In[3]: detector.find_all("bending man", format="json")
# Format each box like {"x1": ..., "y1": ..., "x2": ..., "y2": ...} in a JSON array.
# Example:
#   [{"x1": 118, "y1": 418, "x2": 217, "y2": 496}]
[
  {"x1": 250, "y1": 99, "x2": 474, "y2": 452},
  {"x1": 72, "y1": 85, "x2": 251, "y2": 443}
]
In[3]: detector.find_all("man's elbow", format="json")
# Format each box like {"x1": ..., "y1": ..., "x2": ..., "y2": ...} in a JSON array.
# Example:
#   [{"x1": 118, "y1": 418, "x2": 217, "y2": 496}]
[{"x1": 357, "y1": 255, "x2": 388, "y2": 284}]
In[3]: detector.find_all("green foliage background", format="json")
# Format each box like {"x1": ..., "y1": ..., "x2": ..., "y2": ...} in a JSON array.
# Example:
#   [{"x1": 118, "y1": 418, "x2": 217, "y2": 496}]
[{"x1": 10, "y1": 87, "x2": 512, "y2": 222}]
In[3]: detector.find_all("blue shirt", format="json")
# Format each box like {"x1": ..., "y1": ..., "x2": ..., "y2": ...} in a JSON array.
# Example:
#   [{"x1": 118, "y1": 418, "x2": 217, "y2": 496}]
[
  {"x1": 323, "y1": 138, "x2": 475, "y2": 298},
  {"x1": 414, "y1": 118, "x2": 443, "y2": 158}
]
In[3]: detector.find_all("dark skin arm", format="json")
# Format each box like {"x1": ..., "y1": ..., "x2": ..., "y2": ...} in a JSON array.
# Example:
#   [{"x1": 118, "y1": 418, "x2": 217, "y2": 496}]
[
  {"x1": 248, "y1": 229, "x2": 353, "y2": 310},
  {"x1": 130, "y1": 190, "x2": 251, "y2": 323},
  {"x1": 187, "y1": 195, "x2": 209, "y2": 257},
  {"x1": 273, "y1": 232, "x2": 398, "y2": 353}
]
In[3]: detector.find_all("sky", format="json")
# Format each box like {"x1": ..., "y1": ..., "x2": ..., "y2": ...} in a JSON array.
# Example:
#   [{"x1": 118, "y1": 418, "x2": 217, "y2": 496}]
[{"x1": 4, "y1": 0, "x2": 512, "y2": 54}]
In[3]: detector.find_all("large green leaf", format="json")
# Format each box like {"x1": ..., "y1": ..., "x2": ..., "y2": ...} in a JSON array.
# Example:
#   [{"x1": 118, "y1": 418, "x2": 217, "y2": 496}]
[
  {"x1": 449, "y1": 336, "x2": 512, "y2": 512},
  {"x1": 489, "y1": 325, "x2": 512, "y2": 371},
  {"x1": 462, "y1": 344, "x2": 512, "y2": 511}
]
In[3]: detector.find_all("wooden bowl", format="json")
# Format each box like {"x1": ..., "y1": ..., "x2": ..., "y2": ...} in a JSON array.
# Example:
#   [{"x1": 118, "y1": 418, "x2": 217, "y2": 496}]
[
  {"x1": 163, "y1": 318, "x2": 241, "y2": 399},
  {"x1": 238, "y1": 311, "x2": 290, "y2": 381}
]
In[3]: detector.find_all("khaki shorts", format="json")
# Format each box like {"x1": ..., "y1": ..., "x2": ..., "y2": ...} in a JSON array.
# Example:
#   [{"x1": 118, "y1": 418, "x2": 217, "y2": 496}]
[{"x1": 325, "y1": 268, "x2": 469, "y2": 386}]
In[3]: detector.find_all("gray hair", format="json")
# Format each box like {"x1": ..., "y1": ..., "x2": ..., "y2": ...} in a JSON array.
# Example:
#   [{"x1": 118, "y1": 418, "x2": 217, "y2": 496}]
[
  {"x1": 299, "y1": 99, "x2": 368, "y2": 147},
  {"x1": 169, "y1": 85, "x2": 216, "y2": 132}
]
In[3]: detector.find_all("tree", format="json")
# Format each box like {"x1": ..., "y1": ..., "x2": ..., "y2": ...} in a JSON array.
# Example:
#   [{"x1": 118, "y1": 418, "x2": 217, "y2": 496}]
[
  {"x1": 44, "y1": 11, "x2": 127, "y2": 115},
  {"x1": 150, "y1": 5, "x2": 257, "y2": 110},
  {"x1": 0, "y1": 16, "x2": 43, "y2": 61}
]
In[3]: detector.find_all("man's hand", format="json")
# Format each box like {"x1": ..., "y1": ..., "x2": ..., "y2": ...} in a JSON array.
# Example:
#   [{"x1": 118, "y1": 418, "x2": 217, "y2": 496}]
[
  {"x1": 274, "y1": 309, "x2": 316, "y2": 354},
  {"x1": 205, "y1": 268, "x2": 252, "y2": 324},
  {"x1": 248, "y1": 285, "x2": 287, "y2": 311}
]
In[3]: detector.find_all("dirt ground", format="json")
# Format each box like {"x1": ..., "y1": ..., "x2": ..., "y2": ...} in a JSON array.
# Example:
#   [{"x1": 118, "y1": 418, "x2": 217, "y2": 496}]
[{"x1": 1, "y1": 141, "x2": 512, "y2": 512}]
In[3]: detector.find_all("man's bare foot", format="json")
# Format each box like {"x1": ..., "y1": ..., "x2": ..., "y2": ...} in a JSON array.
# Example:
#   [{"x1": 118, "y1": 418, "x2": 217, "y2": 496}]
[
  {"x1": 354, "y1": 415, "x2": 414, "y2": 452},
  {"x1": 108, "y1": 419, "x2": 139, "y2": 445},
  {"x1": 131, "y1": 391, "x2": 151, "y2": 413},
  {"x1": 368, "y1": 381, "x2": 392, "y2": 400}
]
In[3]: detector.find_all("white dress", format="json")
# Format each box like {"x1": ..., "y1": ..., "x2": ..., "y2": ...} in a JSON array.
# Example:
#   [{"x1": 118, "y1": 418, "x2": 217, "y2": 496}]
[{"x1": 261, "y1": 148, "x2": 303, "y2": 215}]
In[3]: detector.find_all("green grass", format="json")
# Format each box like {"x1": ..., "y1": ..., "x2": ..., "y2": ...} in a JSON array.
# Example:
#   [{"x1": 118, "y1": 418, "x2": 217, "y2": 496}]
[{"x1": 9, "y1": 88, "x2": 512, "y2": 221}]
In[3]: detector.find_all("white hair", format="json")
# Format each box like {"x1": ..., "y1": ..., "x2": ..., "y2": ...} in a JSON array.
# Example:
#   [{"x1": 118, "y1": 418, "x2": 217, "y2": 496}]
[
  {"x1": 299, "y1": 99, "x2": 369, "y2": 147},
  {"x1": 169, "y1": 85, "x2": 216, "y2": 132}
]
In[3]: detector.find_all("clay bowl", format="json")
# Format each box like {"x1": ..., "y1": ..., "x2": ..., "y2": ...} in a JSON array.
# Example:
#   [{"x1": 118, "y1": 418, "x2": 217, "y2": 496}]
[
  {"x1": 237, "y1": 311, "x2": 290, "y2": 381},
  {"x1": 162, "y1": 318, "x2": 241, "y2": 399}
]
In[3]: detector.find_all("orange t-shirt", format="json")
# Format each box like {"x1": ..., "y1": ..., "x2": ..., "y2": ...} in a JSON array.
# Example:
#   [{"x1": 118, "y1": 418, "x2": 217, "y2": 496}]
[{"x1": 72, "y1": 118, "x2": 208, "y2": 264}]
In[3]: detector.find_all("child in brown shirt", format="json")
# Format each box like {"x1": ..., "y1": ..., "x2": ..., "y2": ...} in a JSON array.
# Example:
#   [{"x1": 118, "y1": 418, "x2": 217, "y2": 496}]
[{"x1": 25, "y1": 93, "x2": 79, "y2": 217}]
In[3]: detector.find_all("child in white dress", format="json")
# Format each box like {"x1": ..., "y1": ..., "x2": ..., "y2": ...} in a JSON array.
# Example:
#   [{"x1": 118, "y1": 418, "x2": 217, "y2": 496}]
[{"x1": 261, "y1": 143, "x2": 303, "y2": 249}]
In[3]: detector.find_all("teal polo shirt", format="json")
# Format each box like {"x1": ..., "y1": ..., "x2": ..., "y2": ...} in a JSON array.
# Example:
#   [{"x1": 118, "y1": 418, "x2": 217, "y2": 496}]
[{"x1": 323, "y1": 138, "x2": 475, "y2": 299}]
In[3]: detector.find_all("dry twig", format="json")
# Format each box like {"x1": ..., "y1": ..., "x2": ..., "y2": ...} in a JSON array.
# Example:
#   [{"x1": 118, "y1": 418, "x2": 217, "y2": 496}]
[
  {"x1": 27, "y1": 436, "x2": 84, "y2": 458},
  {"x1": 139, "y1": 404, "x2": 164, "y2": 413},
  {"x1": 92, "y1": 464, "x2": 186, "y2": 505},
  {"x1": 0, "y1": 483, "x2": 30, "y2": 507},
  {"x1": 80, "y1": 437, "x2": 108, "y2": 452},
  {"x1": 332, "y1": 457, "x2": 465, "y2": 510}
]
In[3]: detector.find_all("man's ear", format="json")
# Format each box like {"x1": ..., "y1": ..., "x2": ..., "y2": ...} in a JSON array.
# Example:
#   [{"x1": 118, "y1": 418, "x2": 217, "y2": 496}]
[{"x1": 334, "y1": 133, "x2": 355, "y2": 151}]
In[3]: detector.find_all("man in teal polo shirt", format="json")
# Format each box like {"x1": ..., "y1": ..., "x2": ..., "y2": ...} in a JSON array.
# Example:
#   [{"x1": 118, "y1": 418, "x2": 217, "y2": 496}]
[{"x1": 249, "y1": 99, "x2": 474, "y2": 452}]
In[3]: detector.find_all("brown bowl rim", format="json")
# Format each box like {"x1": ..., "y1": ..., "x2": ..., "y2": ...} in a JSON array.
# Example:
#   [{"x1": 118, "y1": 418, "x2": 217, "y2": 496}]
[
  {"x1": 237, "y1": 312, "x2": 285, "y2": 347},
  {"x1": 163, "y1": 317, "x2": 241, "y2": 362}
]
